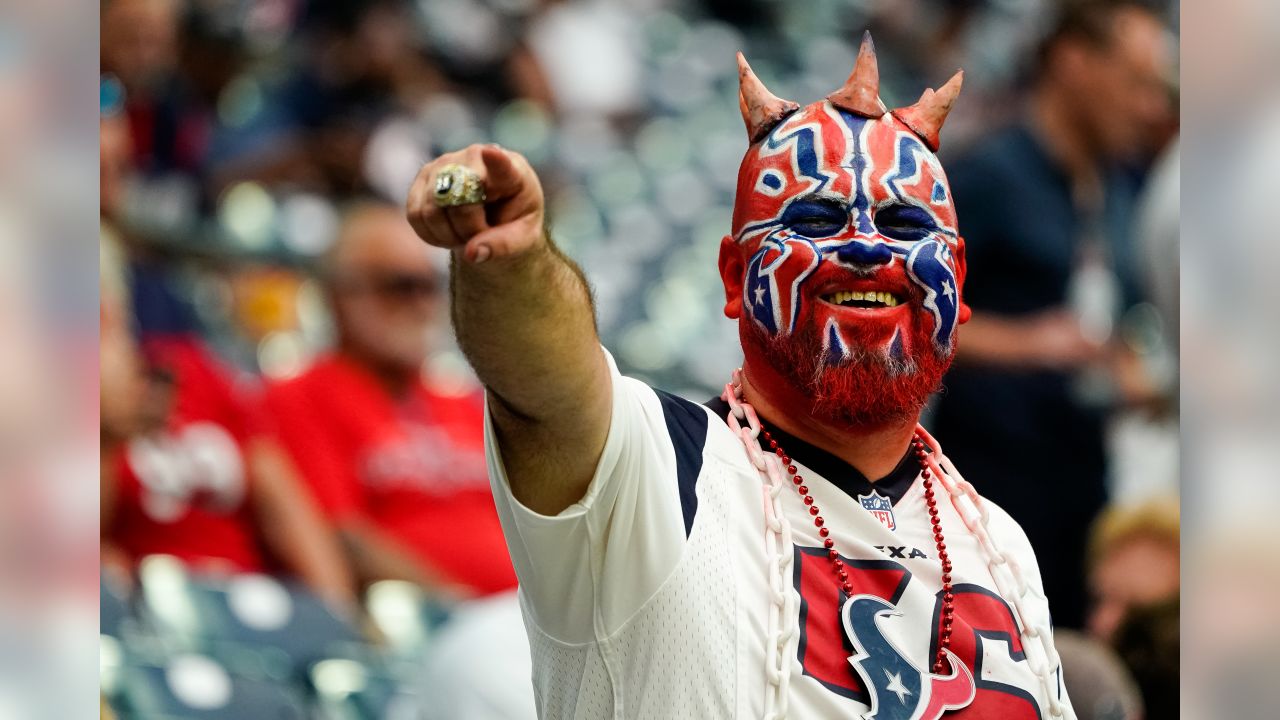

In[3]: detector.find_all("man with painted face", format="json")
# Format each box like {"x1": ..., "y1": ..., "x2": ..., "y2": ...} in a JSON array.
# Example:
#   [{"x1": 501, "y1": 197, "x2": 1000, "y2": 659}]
[{"x1": 407, "y1": 35, "x2": 1076, "y2": 720}]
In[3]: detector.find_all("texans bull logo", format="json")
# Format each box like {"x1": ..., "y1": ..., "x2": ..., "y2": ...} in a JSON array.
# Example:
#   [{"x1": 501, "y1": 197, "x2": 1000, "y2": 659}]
[
  {"x1": 793, "y1": 548, "x2": 1048, "y2": 719},
  {"x1": 842, "y1": 595, "x2": 974, "y2": 719}
]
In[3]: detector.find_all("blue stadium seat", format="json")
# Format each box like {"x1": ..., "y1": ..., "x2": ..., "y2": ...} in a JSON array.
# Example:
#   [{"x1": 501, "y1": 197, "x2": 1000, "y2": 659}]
[
  {"x1": 101, "y1": 572, "x2": 133, "y2": 640},
  {"x1": 137, "y1": 557, "x2": 366, "y2": 675},
  {"x1": 365, "y1": 580, "x2": 452, "y2": 659},
  {"x1": 115, "y1": 653, "x2": 307, "y2": 720},
  {"x1": 309, "y1": 657, "x2": 406, "y2": 720}
]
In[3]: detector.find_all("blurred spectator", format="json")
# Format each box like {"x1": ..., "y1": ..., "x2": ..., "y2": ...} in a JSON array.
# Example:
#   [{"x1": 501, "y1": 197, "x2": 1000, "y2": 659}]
[
  {"x1": 100, "y1": 230, "x2": 146, "y2": 479},
  {"x1": 100, "y1": 0, "x2": 180, "y2": 107},
  {"x1": 236, "y1": 0, "x2": 436, "y2": 196},
  {"x1": 100, "y1": 82, "x2": 133, "y2": 221},
  {"x1": 101, "y1": 0, "x2": 188, "y2": 177},
  {"x1": 1086, "y1": 497, "x2": 1179, "y2": 643},
  {"x1": 100, "y1": 228, "x2": 355, "y2": 608},
  {"x1": 1112, "y1": 596, "x2": 1178, "y2": 720},
  {"x1": 264, "y1": 202, "x2": 516, "y2": 597},
  {"x1": 931, "y1": 0, "x2": 1174, "y2": 629},
  {"x1": 1054, "y1": 629, "x2": 1143, "y2": 720},
  {"x1": 1135, "y1": 136, "x2": 1179, "y2": 346},
  {"x1": 101, "y1": 57, "x2": 357, "y2": 608}
]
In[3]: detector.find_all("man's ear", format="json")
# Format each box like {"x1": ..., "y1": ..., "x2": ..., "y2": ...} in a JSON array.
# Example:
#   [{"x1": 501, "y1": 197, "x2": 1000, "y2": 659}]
[
  {"x1": 718, "y1": 235, "x2": 745, "y2": 319},
  {"x1": 954, "y1": 235, "x2": 972, "y2": 324}
]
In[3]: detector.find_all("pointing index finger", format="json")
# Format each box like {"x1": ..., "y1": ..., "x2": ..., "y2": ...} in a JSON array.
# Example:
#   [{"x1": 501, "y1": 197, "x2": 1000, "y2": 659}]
[{"x1": 479, "y1": 145, "x2": 524, "y2": 200}]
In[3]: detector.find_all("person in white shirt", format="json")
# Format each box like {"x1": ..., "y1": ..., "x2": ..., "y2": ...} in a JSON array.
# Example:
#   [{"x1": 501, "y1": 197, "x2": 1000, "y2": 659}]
[{"x1": 406, "y1": 33, "x2": 1076, "y2": 720}]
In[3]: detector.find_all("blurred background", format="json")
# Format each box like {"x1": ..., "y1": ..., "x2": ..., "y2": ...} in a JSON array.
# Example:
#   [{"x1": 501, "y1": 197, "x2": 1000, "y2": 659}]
[
  {"x1": 0, "y1": 0, "x2": 1232, "y2": 717},
  {"x1": 95, "y1": 0, "x2": 1184, "y2": 718}
]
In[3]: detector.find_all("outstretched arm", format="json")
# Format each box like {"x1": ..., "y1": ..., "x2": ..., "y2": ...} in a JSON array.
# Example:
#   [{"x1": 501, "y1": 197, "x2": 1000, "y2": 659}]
[{"x1": 406, "y1": 145, "x2": 611, "y2": 516}]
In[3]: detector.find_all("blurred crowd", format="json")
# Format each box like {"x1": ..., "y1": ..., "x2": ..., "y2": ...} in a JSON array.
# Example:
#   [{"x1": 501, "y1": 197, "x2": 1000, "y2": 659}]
[{"x1": 99, "y1": 0, "x2": 1180, "y2": 718}]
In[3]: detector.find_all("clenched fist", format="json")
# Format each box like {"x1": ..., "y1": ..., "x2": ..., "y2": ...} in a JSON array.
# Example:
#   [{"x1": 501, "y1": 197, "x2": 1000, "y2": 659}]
[{"x1": 406, "y1": 144, "x2": 545, "y2": 264}]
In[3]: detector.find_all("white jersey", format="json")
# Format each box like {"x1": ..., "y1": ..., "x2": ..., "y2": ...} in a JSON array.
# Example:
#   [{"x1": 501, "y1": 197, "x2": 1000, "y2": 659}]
[{"x1": 484, "y1": 351, "x2": 1075, "y2": 719}]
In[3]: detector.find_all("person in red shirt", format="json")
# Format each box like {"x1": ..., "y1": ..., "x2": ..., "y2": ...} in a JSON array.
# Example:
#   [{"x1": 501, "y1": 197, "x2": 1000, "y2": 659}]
[
  {"x1": 99, "y1": 230, "x2": 355, "y2": 607},
  {"x1": 265, "y1": 202, "x2": 516, "y2": 597}
]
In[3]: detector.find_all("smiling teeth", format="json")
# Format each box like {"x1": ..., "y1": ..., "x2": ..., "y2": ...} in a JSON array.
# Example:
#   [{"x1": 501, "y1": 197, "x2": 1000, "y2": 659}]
[{"x1": 824, "y1": 291, "x2": 900, "y2": 307}]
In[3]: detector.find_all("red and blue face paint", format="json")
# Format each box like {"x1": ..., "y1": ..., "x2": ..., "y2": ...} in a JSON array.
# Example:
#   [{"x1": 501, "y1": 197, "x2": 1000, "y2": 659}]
[
  {"x1": 730, "y1": 35, "x2": 968, "y2": 428},
  {"x1": 734, "y1": 103, "x2": 965, "y2": 362}
]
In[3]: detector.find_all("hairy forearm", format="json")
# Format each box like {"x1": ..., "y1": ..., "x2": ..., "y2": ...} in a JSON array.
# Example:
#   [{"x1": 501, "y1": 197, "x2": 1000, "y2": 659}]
[
  {"x1": 409, "y1": 145, "x2": 611, "y2": 514},
  {"x1": 449, "y1": 232, "x2": 612, "y2": 514},
  {"x1": 451, "y1": 232, "x2": 607, "y2": 423}
]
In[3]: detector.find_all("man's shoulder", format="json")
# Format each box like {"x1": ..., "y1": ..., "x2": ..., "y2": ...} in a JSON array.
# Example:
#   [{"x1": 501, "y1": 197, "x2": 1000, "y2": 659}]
[
  {"x1": 647, "y1": 386, "x2": 713, "y2": 437},
  {"x1": 601, "y1": 360, "x2": 757, "y2": 484},
  {"x1": 640, "y1": 384, "x2": 749, "y2": 463},
  {"x1": 612, "y1": 377, "x2": 753, "y2": 482}
]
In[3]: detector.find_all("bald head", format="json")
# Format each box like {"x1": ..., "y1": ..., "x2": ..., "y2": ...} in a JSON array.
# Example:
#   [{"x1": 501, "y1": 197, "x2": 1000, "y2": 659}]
[
  {"x1": 326, "y1": 202, "x2": 449, "y2": 376},
  {"x1": 101, "y1": 0, "x2": 181, "y2": 92},
  {"x1": 327, "y1": 202, "x2": 447, "y2": 282}
]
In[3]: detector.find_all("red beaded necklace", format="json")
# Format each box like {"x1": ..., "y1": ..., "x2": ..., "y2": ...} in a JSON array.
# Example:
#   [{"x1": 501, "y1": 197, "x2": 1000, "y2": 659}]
[{"x1": 758, "y1": 424, "x2": 956, "y2": 674}]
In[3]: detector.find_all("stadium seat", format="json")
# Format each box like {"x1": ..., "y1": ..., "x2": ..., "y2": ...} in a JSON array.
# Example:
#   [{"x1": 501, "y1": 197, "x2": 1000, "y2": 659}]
[
  {"x1": 137, "y1": 556, "x2": 366, "y2": 675},
  {"x1": 365, "y1": 580, "x2": 452, "y2": 658},
  {"x1": 114, "y1": 653, "x2": 307, "y2": 720},
  {"x1": 309, "y1": 657, "x2": 409, "y2": 720},
  {"x1": 101, "y1": 571, "x2": 133, "y2": 640}
]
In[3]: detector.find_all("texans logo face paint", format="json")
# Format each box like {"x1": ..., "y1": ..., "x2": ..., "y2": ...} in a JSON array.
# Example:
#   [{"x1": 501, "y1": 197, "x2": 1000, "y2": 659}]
[
  {"x1": 732, "y1": 102, "x2": 966, "y2": 361},
  {"x1": 743, "y1": 230, "x2": 821, "y2": 335}
]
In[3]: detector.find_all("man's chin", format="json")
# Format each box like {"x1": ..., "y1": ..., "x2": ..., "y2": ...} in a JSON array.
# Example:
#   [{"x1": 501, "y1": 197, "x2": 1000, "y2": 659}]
[
  {"x1": 809, "y1": 359, "x2": 943, "y2": 430},
  {"x1": 743, "y1": 319, "x2": 950, "y2": 431}
]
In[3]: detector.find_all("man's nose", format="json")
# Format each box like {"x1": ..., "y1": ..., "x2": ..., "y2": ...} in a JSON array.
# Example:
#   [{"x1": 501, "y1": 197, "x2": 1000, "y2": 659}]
[{"x1": 833, "y1": 239, "x2": 893, "y2": 267}]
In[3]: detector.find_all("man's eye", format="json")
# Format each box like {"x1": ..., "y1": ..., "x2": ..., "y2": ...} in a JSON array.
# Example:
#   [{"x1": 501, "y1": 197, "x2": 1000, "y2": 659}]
[
  {"x1": 781, "y1": 201, "x2": 846, "y2": 238},
  {"x1": 875, "y1": 203, "x2": 937, "y2": 241},
  {"x1": 793, "y1": 217, "x2": 844, "y2": 236}
]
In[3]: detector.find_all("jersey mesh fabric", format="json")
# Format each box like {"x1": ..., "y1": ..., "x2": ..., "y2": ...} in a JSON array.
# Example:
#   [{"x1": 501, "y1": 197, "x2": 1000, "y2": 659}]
[
  {"x1": 518, "y1": 456, "x2": 737, "y2": 720},
  {"x1": 524, "y1": 621, "x2": 592, "y2": 718},
  {"x1": 609, "y1": 459, "x2": 735, "y2": 719}
]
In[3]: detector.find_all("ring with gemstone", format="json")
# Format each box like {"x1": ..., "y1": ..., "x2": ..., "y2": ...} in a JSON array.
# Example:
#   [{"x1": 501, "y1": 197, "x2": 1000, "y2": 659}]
[{"x1": 433, "y1": 163, "x2": 486, "y2": 207}]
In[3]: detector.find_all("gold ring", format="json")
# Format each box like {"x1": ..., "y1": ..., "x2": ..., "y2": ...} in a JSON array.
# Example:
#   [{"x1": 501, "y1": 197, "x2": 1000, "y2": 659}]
[{"x1": 433, "y1": 163, "x2": 486, "y2": 207}]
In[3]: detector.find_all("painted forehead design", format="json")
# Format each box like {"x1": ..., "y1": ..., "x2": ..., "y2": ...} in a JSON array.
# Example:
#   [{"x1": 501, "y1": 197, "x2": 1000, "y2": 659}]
[
  {"x1": 732, "y1": 32, "x2": 963, "y2": 241},
  {"x1": 732, "y1": 105, "x2": 958, "y2": 245}
]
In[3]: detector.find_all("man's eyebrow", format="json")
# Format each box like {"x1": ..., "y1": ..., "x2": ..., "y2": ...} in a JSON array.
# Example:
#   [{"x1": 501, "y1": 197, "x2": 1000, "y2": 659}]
[
  {"x1": 879, "y1": 194, "x2": 929, "y2": 208},
  {"x1": 791, "y1": 192, "x2": 847, "y2": 206}
]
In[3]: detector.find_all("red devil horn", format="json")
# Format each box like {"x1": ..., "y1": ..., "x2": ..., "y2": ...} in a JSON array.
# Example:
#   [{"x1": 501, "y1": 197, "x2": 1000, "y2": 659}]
[
  {"x1": 737, "y1": 52, "x2": 800, "y2": 144},
  {"x1": 891, "y1": 70, "x2": 963, "y2": 151},
  {"x1": 827, "y1": 31, "x2": 885, "y2": 118}
]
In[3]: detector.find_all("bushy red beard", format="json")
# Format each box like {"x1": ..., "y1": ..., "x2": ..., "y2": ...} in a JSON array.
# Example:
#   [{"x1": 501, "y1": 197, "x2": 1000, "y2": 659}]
[{"x1": 742, "y1": 313, "x2": 953, "y2": 431}]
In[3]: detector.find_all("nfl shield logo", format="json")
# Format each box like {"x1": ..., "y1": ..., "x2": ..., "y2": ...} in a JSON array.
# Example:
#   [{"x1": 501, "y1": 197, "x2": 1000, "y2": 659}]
[{"x1": 858, "y1": 490, "x2": 896, "y2": 531}]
